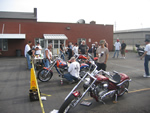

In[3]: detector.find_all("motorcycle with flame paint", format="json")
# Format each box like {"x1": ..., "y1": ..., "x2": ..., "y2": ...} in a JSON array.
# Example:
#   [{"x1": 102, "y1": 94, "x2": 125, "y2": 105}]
[
  {"x1": 58, "y1": 60, "x2": 131, "y2": 113},
  {"x1": 37, "y1": 54, "x2": 95, "y2": 82}
]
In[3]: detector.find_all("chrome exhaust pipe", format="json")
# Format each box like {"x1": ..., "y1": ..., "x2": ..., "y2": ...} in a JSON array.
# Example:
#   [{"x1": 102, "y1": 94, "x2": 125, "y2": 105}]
[{"x1": 101, "y1": 90, "x2": 116, "y2": 100}]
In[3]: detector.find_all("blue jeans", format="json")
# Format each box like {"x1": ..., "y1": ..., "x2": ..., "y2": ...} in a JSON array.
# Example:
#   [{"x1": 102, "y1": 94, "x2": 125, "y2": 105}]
[
  {"x1": 144, "y1": 55, "x2": 150, "y2": 75},
  {"x1": 60, "y1": 51, "x2": 65, "y2": 61},
  {"x1": 26, "y1": 53, "x2": 32, "y2": 69},
  {"x1": 43, "y1": 59, "x2": 50, "y2": 68},
  {"x1": 63, "y1": 73, "x2": 78, "y2": 82},
  {"x1": 113, "y1": 50, "x2": 120, "y2": 58}
]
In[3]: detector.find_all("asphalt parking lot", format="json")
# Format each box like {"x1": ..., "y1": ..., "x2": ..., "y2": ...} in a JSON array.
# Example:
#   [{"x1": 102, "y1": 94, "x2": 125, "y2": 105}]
[{"x1": 0, "y1": 52, "x2": 150, "y2": 113}]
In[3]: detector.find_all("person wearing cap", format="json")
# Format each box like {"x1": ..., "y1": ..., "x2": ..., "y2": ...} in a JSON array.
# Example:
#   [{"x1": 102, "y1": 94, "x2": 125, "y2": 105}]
[
  {"x1": 35, "y1": 42, "x2": 42, "y2": 55},
  {"x1": 63, "y1": 57, "x2": 80, "y2": 84},
  {"x1": 96, "y1": 40, "x2": 109, "y2": 71},
  {"x1": 140, "y1": 39, "x2": 150, "y2": 77},
  {"x1": 112, "y1": 39, "x2": 121, "y2": 58}
]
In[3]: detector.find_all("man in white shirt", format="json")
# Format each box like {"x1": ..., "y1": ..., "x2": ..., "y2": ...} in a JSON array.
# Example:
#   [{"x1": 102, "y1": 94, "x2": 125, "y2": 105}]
[
  {"x1": 141, "y1": 39, "x2": 150, "y2": 77},
  {"x1": 24, "y1": 41, "x2": 32, "y2": 69},
  {"x1": 64, "y1": 57, "x2": 80, "y2": 84},
  {"x1": 35, "y1": 42, "x2": 42, "y2": 55},
  {"x1": 72, "y1": 43, "x2": 78, "y2": 56},
  {"x1": 43, "y1": 44, "x2": 52, "y2": 67},
  {"x1": 112, "y1": 39, "x2": 121, "y2": 58}
]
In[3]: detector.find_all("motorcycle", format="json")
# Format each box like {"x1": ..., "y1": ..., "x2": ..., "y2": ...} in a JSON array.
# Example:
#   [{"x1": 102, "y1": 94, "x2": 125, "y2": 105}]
[
  {"x1": 37, "y1": 55, "x2": 89, "y2": 82},
  {"x1": 58, "y1": 60, "x2": 131, "y2": 113},
  {"x1": 135, "y1": 44, "x2": 144, "y2": 56}
]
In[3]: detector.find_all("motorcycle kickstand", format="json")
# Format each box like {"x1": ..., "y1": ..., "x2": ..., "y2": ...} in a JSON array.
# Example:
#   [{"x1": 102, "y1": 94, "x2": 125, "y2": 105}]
[{"x1": 113, "y1": 94, "x2": 118, "y2": 104}]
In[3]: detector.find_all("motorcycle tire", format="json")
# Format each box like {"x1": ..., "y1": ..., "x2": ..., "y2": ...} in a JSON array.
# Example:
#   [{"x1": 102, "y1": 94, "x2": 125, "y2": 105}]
[
  {"x1": 117, "y1": 81, "x2": 129, "y2": 96},
  {"x1": 58, "y1": 94, "x2": 76, "y2": 113},
  {"x1": 37, "y1": 69, "x2": 53, "y2": 82}
]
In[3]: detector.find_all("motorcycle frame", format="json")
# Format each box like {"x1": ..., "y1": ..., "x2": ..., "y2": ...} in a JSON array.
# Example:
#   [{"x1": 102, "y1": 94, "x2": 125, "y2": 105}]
[{"x1": 64, "y1": 65, "x2": 100, "y2": 107}]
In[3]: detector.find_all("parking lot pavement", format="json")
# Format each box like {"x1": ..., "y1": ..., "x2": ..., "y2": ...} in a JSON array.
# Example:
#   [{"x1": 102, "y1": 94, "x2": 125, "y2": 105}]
[{"x1": 1, "y1": 52, "x2": 150, "y2": 113}]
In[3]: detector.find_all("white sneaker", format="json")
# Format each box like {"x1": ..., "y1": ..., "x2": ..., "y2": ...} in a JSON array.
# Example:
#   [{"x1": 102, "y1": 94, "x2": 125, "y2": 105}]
[
  {"x1": 143, "y1": 74, "x2": 150, "y2": 77},
  {"x1": 143, "y1": 74, "x2": 147, "y2": 77}
]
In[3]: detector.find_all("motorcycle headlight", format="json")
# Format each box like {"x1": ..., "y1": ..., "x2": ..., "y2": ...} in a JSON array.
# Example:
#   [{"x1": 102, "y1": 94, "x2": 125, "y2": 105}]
[
  {"x1": 103, "y1": 83, "x2": 108, "y2": 88},
  {"x1": 84, "y1": 78, "x2": 90, "y2": 85}
]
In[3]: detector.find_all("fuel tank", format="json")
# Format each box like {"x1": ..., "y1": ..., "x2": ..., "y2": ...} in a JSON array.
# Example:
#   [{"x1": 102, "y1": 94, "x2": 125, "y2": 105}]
[
  {"x1": 56, "y1": 60, "x2": 67, "y2": 68},
  {"x1": 78, "y1": 55, "x2": 88, "y2": 60},
  {"x1": 120, "y1": 73, "x2": 129, "y2": 82},
  {"x1": 94, "y1": 74, "x2": 109, "y2": 81}
]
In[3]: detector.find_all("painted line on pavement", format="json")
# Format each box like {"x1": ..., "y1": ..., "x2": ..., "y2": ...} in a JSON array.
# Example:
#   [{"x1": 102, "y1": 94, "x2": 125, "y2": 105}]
[{"x1": 84, "y1": 88, "x2": 150, "y2": 101}]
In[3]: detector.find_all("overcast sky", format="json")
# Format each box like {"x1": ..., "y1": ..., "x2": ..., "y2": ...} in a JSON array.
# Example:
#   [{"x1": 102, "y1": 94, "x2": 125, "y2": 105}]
[{"x1": 0, "y1": 0, "x2": 150, "y2": 31}]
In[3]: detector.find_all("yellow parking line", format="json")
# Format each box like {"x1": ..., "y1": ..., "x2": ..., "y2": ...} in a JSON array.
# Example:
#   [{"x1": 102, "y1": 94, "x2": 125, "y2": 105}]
[
  {"x1": 84, "y1": 88, "x2": 150, "y2": 100},
  {"x1": 41, "y1": 93, "x2": 52, "y2": 97},
  {"x1": 128, "y1": 88, "x2": 150, "y2": 93}
]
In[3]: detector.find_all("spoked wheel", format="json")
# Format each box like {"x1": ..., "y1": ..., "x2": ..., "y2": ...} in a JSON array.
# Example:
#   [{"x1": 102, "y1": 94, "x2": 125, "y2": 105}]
[
  {"x1": 58, "y1": 94, "x2": 77, "y2": 113},
  {"x1": 117, "y1": 81, "x2": 129, "y2": 96},
  {"x1": 37, "y1": 69, "x2": 53, "y2": 82}
]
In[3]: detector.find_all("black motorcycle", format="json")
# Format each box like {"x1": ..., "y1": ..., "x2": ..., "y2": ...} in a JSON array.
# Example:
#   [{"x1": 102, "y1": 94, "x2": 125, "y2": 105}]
[{"x1": 135, "y1": 44, "x2": 144, "y2": 56}]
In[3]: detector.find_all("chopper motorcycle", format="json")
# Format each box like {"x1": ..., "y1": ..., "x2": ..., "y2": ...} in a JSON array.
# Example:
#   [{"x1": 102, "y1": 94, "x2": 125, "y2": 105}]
[
  {"x1": 37, "y1": 55, "x2": 90, "y2": 82},
  {"x1": 58, "y1": 60, "x2": 131, "y2": 113},
  {"x1": 135, "y1": 44, "x2": 144, "y2": 56}
]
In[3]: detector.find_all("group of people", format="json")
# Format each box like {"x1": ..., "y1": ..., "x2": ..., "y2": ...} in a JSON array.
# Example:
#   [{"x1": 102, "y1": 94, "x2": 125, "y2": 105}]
[
  {"x1": 63, "y1": 39, "x2": 110, "y2": 83},
  {"x1": 112, "y1": 39, "x2": 127, "y2": 59},
  {"x1": 24, "y1": 39, "x2": 128, "y2": 84},
  {"x1": 24, "y1": 41, "x2": 52, "y2": 70}
]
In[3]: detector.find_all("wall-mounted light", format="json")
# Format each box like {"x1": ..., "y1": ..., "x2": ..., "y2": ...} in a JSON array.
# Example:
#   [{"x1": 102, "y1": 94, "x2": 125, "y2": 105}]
[{"x1": 66, "y1": 27, "x2": 70, "y2": 30}]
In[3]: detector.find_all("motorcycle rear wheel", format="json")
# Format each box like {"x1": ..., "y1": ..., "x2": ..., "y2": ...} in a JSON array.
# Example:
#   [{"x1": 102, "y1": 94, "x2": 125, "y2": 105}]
[
  {"x1": 58, "y1": 94, "x2": 76, "y2": 113},
  {"x1": 117, "y1": 81, "x2": 129, "y2": 96},
  {"x1": 138, "y1": 52, "x2": 143, "y2": 56},
  {"x1": 37, "y1": 69, "x2": 53, "y2": 82}
]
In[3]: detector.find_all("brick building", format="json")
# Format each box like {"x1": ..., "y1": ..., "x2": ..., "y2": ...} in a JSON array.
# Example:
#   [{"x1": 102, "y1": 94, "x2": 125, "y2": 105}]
[{"x1": 0, "y1": 8, "x2": 113, "y2": 57}]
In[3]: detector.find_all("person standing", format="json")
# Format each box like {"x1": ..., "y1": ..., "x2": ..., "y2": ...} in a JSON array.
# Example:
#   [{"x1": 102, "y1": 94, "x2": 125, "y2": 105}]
[
  {"x1": 72, "y1": 43, "x2": 78, "y2": 56},
  {"x1": 35, "y1": 42, "x2": 42, "y2": 55},
  {"x1": 140, "y1": 39, "x2": 150, "y2": 77},
  {"x1": 79, "y1": 40, "x2": 88, "y2": 55},
  {"x1": 43, "y1": 44, "x2": 52, "y2": 68},
  {"x1": 93, "y1": 42, "x2": 98, "y2": 57},
  {"x1": 63, "y1": 57, "x2": 80, "y2": 84},
  {"x1": 112, "y1": 39, "x2": 121, "y2": 58},
  {"x1": 24, "y1": 41, "x2": 32, "y2": 69},
  {"x1": 68, "y1": 42, "x2": 73, "y2": 60},
  {"x1": 60, "y1": 42, "x2": 65, "y2": 61},
  {"x1": 96, "y1": 40, "x2": 109, "y2": 71},
  {"x1": 121, "y1": 40, "x2": 127, "y2": 59}
]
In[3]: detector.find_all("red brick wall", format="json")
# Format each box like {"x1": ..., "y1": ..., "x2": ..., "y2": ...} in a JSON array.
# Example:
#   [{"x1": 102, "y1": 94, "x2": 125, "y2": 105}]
[{"x1": 0, "y1": 19, "x2": 113, "y2": 56}]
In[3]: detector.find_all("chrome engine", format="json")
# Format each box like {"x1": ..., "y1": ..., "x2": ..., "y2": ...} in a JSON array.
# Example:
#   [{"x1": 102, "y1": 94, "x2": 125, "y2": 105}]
[{"x1": 83, "y1": 80, "x2": 116, "y2": 102}]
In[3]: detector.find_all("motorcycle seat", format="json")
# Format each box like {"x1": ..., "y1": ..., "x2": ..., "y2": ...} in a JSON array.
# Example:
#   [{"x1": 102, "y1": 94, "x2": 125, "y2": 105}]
[{"x1": 109, "y1": 74, "x2": 121, "y2": 84}]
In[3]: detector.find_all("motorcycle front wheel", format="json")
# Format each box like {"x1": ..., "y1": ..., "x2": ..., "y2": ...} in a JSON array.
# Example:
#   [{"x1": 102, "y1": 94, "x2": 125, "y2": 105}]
[
  {"x1": 58, "y1": 94, "x2": 76, "y2": 113},
  {"x1": 117, "y1": 81, "x2": 129, "y2": 96},
  {"x1": 37, "y1": 69, "x2": 53, "y2": 82}
]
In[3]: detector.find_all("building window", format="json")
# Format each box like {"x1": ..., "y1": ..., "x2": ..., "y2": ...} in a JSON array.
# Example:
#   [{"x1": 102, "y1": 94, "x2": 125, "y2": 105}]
[
  {"x1": 0, "y1": 39, "x2": 8, "y2": 51},
  {"x1": 54, "y1": 40, "x2": 58, "y2": 48}
]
